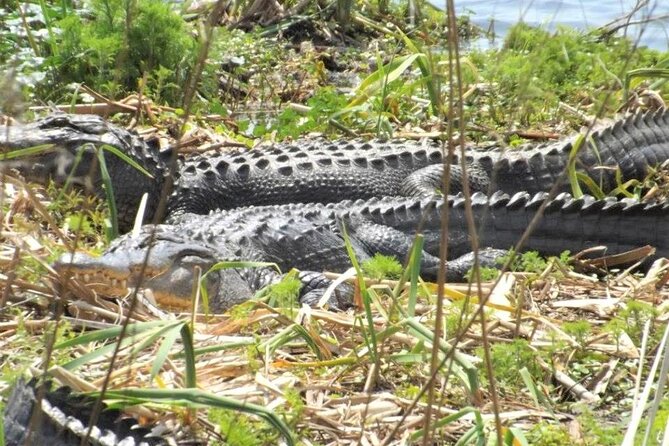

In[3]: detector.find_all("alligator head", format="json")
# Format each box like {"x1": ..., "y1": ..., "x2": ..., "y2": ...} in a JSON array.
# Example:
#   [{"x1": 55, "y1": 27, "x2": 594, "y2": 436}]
[
  {"x1": 54, "y1": 226, "x2": 256, "y2": 312},
  {"x1": 0, "y1": 114, "x2": 171, "y2": 230}
]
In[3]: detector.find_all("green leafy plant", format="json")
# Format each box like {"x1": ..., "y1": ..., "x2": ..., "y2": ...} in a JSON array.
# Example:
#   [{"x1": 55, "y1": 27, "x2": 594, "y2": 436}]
[
  {"x1": 481, "y1": 339, "x2": 544, "y2": 389},
  {"x1": 362, "y1": 253, "x2": 403, "y2": 280},
  {"x1": 42, "y1": 0, "x2": 196, "y2": 103}
]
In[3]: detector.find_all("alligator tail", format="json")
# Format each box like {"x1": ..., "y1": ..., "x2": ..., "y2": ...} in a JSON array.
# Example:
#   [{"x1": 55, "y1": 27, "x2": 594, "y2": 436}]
[{"x1": 3, "y1": 379, "x2": 168, "y2": 446}]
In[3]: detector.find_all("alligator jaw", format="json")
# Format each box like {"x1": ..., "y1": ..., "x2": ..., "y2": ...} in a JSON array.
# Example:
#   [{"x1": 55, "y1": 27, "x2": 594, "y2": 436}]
[{"x1": 54, "y1": 240, "x2": 222, "y2": 310}]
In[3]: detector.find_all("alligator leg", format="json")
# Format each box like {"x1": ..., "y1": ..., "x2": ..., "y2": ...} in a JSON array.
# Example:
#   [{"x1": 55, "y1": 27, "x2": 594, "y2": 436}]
[{"x1": 344, "y1": 215, "x2": 507, "y2": 281}]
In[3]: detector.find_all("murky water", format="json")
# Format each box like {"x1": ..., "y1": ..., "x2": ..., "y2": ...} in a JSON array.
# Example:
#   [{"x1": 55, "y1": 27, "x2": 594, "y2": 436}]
[{"x1": 437, "y1": 0, "x2": 669, "y2": 50}]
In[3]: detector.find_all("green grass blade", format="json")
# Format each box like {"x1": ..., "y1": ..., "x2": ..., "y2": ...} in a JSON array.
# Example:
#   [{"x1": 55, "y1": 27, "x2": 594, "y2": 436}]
[
  {"x1": 0, "y1": 144, "x2": 55, "y2": 160},
  {"x1": 172, "y1": 338, "x2": 257, "y2": 358},
  {"x1": 99, "y1": 144, "x2": 154, "y2": 179},
  {"x1": 567, "y1": 134, "x2": 585, "y2": 198},
  {"x1": 55, "y1": 320, "x2": 170, "y2": 348},
  {"x1": 348, "y1": 54, "x2": 421, "y2": 107},
  {"x1": 399, "y1": 30, "x2": 441, "y2": 113},
  {"x1": 150, "y1": 323, "x2": 184, "y2": 379},
  {"x1": 624, "y1": 68, "x2": 669, "y2": 102},
  {"x1": 261, "y1": 323, "x2": 324, "y2": 360},
  {"x1": 519, "y1": 367, "x2": 554, "y2": 413},
  {"x1": 101, "y1": 388, "x2": 295, "y2": 445},
  {"x1": 55, "y1": 145, "x2": 87, "y2": 203},
  {"x1": 61, "y1": 322, "x2": 183, "y2": 370},
  {"x1": 574, "y1": 172, "x2": 605, "y2": 199},
  {"x1": 180, "y1": 323, "x2": 197, "y2": 388},
  {"x1": 340, "y1": 222, "x2": 378, "y2": 362},
  {"x1": 410, "y1": 407, "x2": 476, "y2": 441},
  {"x1": 504, "y1": 427, "x2": 530, "y2": 446},
  {"x1": 96, "y1": 148, "x2": 118, "y2": 239},
  {"x1": 406, "y1": 235, "x2": 424, "y2": 317},
  {"x1": 403, "y1": 317, "x2": 479, "y2": 393}
]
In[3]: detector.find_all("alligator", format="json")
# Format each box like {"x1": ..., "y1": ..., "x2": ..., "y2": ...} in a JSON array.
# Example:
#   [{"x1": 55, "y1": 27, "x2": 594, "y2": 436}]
[
  {"x1": 3, "y1": 110, "x2": 669, "y2": 231},
  {"x1": 54, "y1": 191, "x2": 669, "y2": 311},
  {"x1": 3, "y1": 379, "x2": 170, "y2": 445},
  {"x1": 5, "y1": 112, "x2": 669, "y2": 441}
]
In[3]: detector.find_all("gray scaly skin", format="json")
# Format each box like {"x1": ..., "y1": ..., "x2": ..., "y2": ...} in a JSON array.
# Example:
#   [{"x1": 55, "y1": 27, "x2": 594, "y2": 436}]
[
  {"x1": 3, "y1": 111, "x2": 669, "y2": 231},
  {"x1": 55, "y1": 192, "x2": 669, "y2": 312},
  {"x1": 3, "y1": 379, "x2": 170, "y2": 446}
]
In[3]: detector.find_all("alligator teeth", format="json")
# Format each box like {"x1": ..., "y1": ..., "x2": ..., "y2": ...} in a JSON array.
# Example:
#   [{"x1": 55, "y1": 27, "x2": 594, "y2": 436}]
[
  {"x1": 110, "y1": 278, "x2": 118, "y2": 287},
  {"x1": 83, "y1": 274, "x2": 91, "y2": 282}
]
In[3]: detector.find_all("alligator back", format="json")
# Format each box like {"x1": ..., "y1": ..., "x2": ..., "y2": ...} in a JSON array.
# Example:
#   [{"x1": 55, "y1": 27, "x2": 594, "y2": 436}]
[
  {"x1": 169, "y1": 110, "x2": 669, "y2": 216},
  {"x1": 490, "y1": 110, "x2": 669, "y2": 194},
  {"x1": 170, "y1": 192, "x2": 669, "y2": 272},
  {"x1": 168, "y1": 138, "x2": 444, "y2": 215}
]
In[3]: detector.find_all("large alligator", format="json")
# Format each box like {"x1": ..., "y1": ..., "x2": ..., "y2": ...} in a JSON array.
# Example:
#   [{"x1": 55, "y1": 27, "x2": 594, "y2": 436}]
[
  {"x1": 54, "y1": 191, "x2": 669, "y2": 311},
  {"x1": 3, "y1": 111, "x2": 669, "y2": 230}
]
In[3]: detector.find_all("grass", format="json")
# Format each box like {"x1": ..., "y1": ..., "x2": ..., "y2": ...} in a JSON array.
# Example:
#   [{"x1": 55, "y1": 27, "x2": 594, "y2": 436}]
[{"x1": 2, "y1": 2, "x2": 669, "y2": 445}]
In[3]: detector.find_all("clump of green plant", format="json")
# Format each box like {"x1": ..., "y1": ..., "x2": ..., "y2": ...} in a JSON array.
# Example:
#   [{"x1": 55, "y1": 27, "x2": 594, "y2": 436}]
[
  {"x1": 501, "y1": 250, "x2": 549, "y2": 273},
  {"x1": 237, "y1": 87, "x2": 350, "y2": 140},
  {"x1": 208, "y1": 409, "x2": 266, "y2": 446},
  {"x1": 468, "y1": 23, "x2": 666, "y2": 126},
  {"x1": 45, "y1": 182, "x2": 109, "y2": 243},
  {"x1": 526, "y1": 421, "x2": 572, "y2": 445},
  {"x1": 606, "y1": 299, "x2": 658, "y2": 346},
  {"x1": 265, "y1": 274, "x2": 302, "y2": 308},
  {"x1": 464, "y1": 266, "x2": 500, "y2": 281},
  {"x1": 361, "y1": 253, "x2": 403, "y2": 280},
  {"x1": 573, "y1": 406, "x2": 624, "y2": 445},
  {"x1": 562, "y1": 320, "x2": 592, "y2": 350},
  {"x1": 480, "y1": 339, "x2": 544, "y2": 389},
  {"x1": 41, "y1": 0, "x2": 195, "y2": 104},
  {"x1": 444, "y1": 299, "x2": 476, "y2": 339},
  {"x1": 1, "y1": 317, "x2": 73, "y2": 385}
]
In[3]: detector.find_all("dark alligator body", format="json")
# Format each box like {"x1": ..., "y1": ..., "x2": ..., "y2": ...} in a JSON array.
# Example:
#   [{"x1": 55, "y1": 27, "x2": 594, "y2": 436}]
[
  {"x1": 57, "y1": 191, "x2": 669, "y2": 311},
  {"x1": 3, "y1": 379, "x2": 169, "y2": 445},
  {"x1": 3, "y1": 111, "x2": 669, "y2": 230}
]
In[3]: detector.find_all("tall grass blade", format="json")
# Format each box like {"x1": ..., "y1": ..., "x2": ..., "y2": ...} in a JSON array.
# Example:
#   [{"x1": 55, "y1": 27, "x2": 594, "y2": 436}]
[
  {"x1": 347, "y1": 54, "x2": 421, "y2": 108},
  {"x1": 102, "y1": 388, "x2": 295, "y2": 445},
  {"x1": 60, "y1": 321, "x2": 184, "y2": 370},
  {"x1": 406, "y1": 234, "x2": 424, "y2": 317},
  {"x1": 96, "y1": 148, "x2": 118, "y2": 239},
  {"x1": 409, "y1": 407, "x2": 476, "y2": 441},
  {"x1": 504, "y1": 427, "x2": 530, "y2": 445},
  {"x1": 340, "y1": 222, "x2": 379, "y2": 362},
  {"x1": 0, "y1": 144, "x2": 55, "y2": 160},
  {"x1": 567, "y1": 134, "x2": 585, "y2": 198},
  {"x1": 624, "y1": 68, "x2": 669, "y2": 102},
  {"x1": 403, "y1": 317, "x2": 478, "y2": 393},
  {"x1": 622, "y1": 319, "x2": 669, "y2": 445},
  {"x1": 398, "y1": 30, "x2": 441, "y2": 113},
  {"x1": 150, "y1": 323, "x2": 183, "y2": 379},
  {"x1": 180, "y1": 323, "x2": 197, "y2": 388},
  {"x1": 55, "y1": 320, "x2": 170, "y2": 348},
  {"x1": 99, "y1": 144, "x2": 154, "y2": 178}
]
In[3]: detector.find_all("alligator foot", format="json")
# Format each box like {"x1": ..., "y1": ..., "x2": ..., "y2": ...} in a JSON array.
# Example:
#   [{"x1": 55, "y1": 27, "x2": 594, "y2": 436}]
[{"x1": 297, "y1": 270, "x2": 355, "y2": 309}]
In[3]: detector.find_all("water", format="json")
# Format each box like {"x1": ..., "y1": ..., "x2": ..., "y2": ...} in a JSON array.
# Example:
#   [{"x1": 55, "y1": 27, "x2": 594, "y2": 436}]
[{"x1": 441, "y1": 0, "x2": 669, "y2": 51}]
